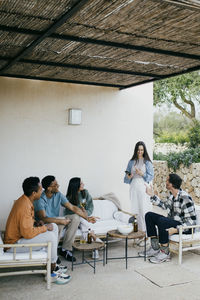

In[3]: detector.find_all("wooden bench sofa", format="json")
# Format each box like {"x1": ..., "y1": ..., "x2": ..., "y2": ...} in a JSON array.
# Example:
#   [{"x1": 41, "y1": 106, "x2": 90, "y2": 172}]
[{"x1": 0, "y1": 232, "x2": 51, "y2": 289}]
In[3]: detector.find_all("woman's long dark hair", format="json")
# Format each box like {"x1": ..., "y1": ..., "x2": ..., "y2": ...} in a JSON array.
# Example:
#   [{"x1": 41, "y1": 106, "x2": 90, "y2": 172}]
[
  {"x1": 66, "y1": 177, "x2": 85, "y2": 206},
  {"x1": 131, "y1": 141, "x2": 151, "y2": 163}
]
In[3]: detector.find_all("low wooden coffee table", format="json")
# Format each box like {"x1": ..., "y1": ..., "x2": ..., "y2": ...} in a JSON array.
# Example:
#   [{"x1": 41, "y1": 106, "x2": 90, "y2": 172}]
[
  {"x1": 106, "y1": 230, "x2": 146, "y2": 269},
  {"x1": 72, "y1": 241, "x2": 105, "y2": 274}
]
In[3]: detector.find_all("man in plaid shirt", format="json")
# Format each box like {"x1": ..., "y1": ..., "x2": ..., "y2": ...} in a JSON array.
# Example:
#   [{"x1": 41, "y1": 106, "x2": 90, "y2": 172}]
[{"x1": 139, "y1": 173, "x2": 196, "y2": 264}]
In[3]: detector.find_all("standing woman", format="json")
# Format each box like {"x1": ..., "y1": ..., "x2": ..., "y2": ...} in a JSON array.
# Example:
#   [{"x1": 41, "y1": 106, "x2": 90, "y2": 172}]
[{"x1": 124, "y1": 141, "x2": 154, "y2": 232}]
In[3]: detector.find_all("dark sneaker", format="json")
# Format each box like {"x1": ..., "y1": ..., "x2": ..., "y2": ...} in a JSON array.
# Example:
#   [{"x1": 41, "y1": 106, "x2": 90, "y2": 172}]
[
  {"x1": 59, "y1": 249, "x2": 76, "y2": 262},
  {"x1": 56, "y1": 257, "x2": 61, "y2": 265}
]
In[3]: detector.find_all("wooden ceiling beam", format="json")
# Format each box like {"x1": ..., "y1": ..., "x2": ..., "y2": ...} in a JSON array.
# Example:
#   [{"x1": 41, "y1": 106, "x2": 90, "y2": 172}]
[
  {"x1": 121, "y1": 64, "x2": 200, "y2": 89},
  {"x1": 0, "y1": 25, "x2": 200, "y2": 61},
  {"x1": 0, "y1": 56, "x2": 160, "y2": 78},
  {"x1": 0, "y1": 73, "x2": 124, "y2": 89}
]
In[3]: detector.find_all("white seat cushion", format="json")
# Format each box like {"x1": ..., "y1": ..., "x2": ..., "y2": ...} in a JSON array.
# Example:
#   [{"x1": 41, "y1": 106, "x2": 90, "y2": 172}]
[
  {"x1": 80, "y1": 219, "x2": 127, "y2": 235},
  {"x1": 170, "y1": 232, "x2": 200, "y2": 242},
  {"x1": 0, "y1": 249, "x2": 47, "y2": 261},
  {"x1": 0, "y1": 232, "x2": 48, "y2": 261}
]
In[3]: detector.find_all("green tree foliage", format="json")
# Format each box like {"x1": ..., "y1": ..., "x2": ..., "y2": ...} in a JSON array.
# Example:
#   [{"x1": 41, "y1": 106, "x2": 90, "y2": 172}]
[
  {"x1": 154, "y1": 112, "x2": 190, "y2": 143},
  {"x1": 155, "y1": 132, "x2": 189, "y2": 144},
  {"x1": 154, "y1": 71, "x2": 200, "y2": 120},
  {"x1": 188, "y1": 120, "x2": 200, "y2": 148}
]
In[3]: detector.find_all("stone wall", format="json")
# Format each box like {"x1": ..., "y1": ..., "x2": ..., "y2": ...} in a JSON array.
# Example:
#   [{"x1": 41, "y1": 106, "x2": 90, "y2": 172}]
[
  {"x1": 153, "y1": 161, "x2": 200, "y2": 205},
  {"x1": 154, "y1": 143, "x2": 188, "y2": 155}
]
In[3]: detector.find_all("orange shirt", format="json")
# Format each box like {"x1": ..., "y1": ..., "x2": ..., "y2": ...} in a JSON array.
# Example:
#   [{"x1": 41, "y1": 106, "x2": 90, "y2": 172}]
[{"x1": 4, "y1": 194, "x2": 47, "y2": 244}]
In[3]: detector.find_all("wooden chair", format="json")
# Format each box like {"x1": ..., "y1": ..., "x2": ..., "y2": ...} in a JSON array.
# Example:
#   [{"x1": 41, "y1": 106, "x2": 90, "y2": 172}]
[
  {"x1": 0, "y1": 232, "x2": 52, "y2": 289},
  {"x1": 170, "y1": 224, "x2": 200, "y2": 264}
]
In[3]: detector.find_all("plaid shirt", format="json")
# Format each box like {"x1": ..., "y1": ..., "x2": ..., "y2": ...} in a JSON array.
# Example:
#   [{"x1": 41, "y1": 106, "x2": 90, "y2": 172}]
[{"x1": 151, "y1": 189, "x2": 196, "y2": 228}]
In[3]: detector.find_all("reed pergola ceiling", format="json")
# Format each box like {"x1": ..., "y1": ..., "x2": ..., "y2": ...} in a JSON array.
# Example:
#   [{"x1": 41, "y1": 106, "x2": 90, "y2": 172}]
[{"x1": 0, "y1": 0, "x2": 200, "y2": 89}]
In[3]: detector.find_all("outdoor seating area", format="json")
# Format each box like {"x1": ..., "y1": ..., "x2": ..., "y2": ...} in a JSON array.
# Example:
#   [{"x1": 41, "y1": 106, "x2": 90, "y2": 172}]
[
  {"x1": 1, "y1": 239, "x2": 200, "y2": 300},
  {"x1": 0, "y1": 0, "x2": 200, "y2": 299},
  {"x1": 1, "y1": 199, "x2": 200, "y2": 291}
]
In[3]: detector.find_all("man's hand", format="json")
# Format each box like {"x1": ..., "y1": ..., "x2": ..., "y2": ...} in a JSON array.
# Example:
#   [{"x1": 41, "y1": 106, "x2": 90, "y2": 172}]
[
  {"x1": 145, "y1": 184, "x2": 154, "y2": 197},
  {"x1": 87, "y1": 216, "x2": 99, "y2": 224},
  {"x1": 166, "y1": 227, "x2": 178, "y2": 235},
  {"x1": 34, "y1": 220, "x2": 44, "y2": 227},
  {"x1": 45, "y1": 223, "x2": 53, "y2": 231},
  {"x1": 59, "y1": 218, "x2": 71, "y2": 226}
]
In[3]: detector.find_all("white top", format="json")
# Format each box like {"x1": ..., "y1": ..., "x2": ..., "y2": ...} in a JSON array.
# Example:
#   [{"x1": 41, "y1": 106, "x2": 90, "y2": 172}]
[{"x1": 131, "y1": 158, "x2": 146, "y2": 179}]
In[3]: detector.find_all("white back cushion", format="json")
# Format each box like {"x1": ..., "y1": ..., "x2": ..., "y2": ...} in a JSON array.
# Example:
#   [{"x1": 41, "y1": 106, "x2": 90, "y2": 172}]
[
  {"x1": 93, "y1": 200, "x2": 118, "y2": 220},
  {"x1": 113, "y1": 211, "x2": 130, "y2": 224},
  {"x1": 0, "y1": 232, "x2": 4, "y2": 256}
]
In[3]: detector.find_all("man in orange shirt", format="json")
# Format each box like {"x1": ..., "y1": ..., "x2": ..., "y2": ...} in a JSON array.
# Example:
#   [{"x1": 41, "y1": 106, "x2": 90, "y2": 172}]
[{"x1": 4, "y1": 177, "x2": 71, "y2": 284}]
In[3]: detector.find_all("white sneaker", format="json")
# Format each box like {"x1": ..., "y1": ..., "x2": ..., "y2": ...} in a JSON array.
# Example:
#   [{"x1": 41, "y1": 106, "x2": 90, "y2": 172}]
[
  {"x1": 138, "y1": 246, "x2": 160, "y2": 258},
  {"x1": 149, "y1": 250, "x2": 171, "y2": 264},
  {"x1": 55, "y1": 273, "x2": 72, "y2": 285},
  {"x1": 54, "y1": 264, "x2": 68, "y2": 275},
  {"x1": 92, "y1": 249, "x2": 99, "y2": 259},
  {"x1": 45, "y1": 272, "x2": 71, "y2": 284}
]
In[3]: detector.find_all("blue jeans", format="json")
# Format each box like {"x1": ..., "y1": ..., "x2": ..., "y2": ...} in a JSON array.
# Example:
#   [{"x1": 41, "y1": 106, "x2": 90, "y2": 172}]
[{"x1": 145, "y1": 212, "x2": 181, "y2": 244}]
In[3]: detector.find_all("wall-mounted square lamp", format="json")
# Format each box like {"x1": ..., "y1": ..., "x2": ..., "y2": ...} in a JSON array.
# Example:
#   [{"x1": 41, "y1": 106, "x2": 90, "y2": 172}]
[{"x1": 68, "y1": 109, "x2": 82, "y2": 125}]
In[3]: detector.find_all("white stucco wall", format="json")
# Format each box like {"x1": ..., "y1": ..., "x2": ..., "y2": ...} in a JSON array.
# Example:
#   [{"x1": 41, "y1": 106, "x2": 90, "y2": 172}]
[{"x1": 0, "y1": 77, "x2": 153, "y2": 229}]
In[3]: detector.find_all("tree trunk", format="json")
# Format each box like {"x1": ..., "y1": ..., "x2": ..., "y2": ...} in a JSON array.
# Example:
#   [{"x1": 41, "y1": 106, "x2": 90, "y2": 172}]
[{"x1": 173, "y1": 97, "x2": 196, "y2": 120}]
